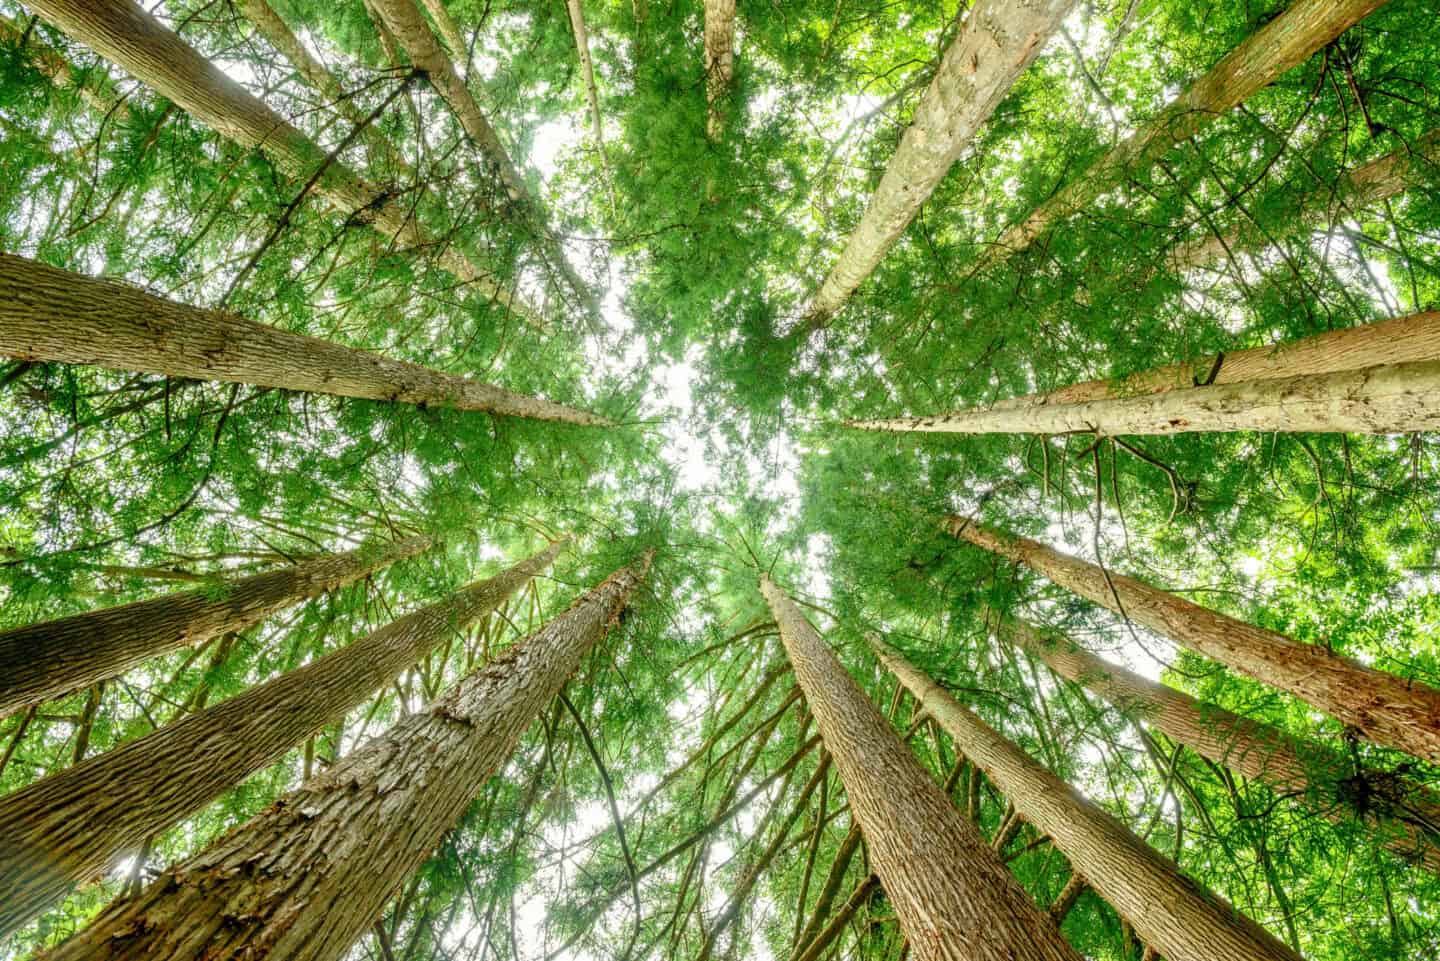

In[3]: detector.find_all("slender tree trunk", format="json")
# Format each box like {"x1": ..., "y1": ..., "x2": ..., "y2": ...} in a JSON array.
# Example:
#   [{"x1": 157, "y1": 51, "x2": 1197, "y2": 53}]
[
  {"x1": 1170, "y1": 128, "x2": 1440, "y2": 272},
  {"x1": 24, "y1": 0, "x2": 545, "y2": 328},
  {"x1": 849, "y1": 355, "x2": 1440, "y2": 436},
  {"x1": 978, "y1": 0, "x2": 1390, "y2": 270},
  {"x1": 0, "y1": 254, "x2": 612, "y2": 425},
  {"x1": 702, "y1": 0, "x2": 735, "y2": 141},
  {"x1": 949, "y1": 517, "x2": 1440, "y2": 765},
  {"x1": 0, "y1": 540, "x2": 563, "y2": 939},
  {"x1": 0, "y1": 534, "x2": 432, "y2": 721},
  {"x1": 565, "y1": 0, "x2": 607, "y2": 160},
  {"x1": 38, "y1": 550, "x2": 651, "y2": 961},
  {"x1": 792, "y1": 874, "x2": 881, "y2": 961},
  {"x1": 870, "y1": 634, "x2": 1302, "y2": 961},
  {"x1": 800, "y1": 0, "x2": 1075, "y2": 329},
  {"x1": 790, "y1": 822, "x2": 863, "y2": 958},
  {"x1": 416, "y1": 0, "x2": 468, "y2": 64},
  {"x1": 760, "y1": 575, "x2": 1082, "y2": 961},
  {"x1": 995, "y1": 613, "x2": 1440, "y2": 875}
]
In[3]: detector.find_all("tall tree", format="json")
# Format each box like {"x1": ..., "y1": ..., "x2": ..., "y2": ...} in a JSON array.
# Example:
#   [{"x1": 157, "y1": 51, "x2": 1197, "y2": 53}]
[
  {"x1": 565, "y1": 0, "x2": 608, "y2": 161},
  {"x1": 760, "y1": 574, "x2": 1083, "y2": 961},
  {"x1": 975, "y1": 0, "x2": 1392, "y2": 270},
  {"x1": 870, "y1": 632, "x2": 1304, "y2": 961},
  {"x1": 799, "y1": 0, "x2": 1076, "y2": 329},
  {"x1": 23, "y1": 0, "x2": 546, "y2": 327},
  {"x1": 992, "y1": 612, "x2": 1440, "y2": 874},
  {"x1": 0, "y1": 533, "x2": 433, "y2": 720},
  {"x1": 0, "y1": 539, "x2": 564, "y2": 938},
  {"x1": 702, "y1": 0, "x2": 735, "y2": 140},
  {"x1": 947, "y1": 517, "x2": 1440, "y2": 765},
  {"x1": 0, "y1": 254, "x2": 613, "y2": 425},
  {"x1": 37, "y1": 550, "x2": 652, "y2": 961}
]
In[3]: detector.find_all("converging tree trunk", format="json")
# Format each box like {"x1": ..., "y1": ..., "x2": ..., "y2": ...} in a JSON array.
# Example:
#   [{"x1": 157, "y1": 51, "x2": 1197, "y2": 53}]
[
  {"x1": 0, "y1": 254, "x2": 613, "y2": 425},
  {"x1": 565, "y1": 0, "x2": 608, "y2": 159},
  {"x1": 977, "y1": 0, "x2": 1390, "y2": 271},
  {"x1": 760, "y1": 574, "x2": 1083, "y2": 961},
  {"x1": 993, "y1": 613, "x2": 1440, "y2": 875},
  {"x1": 800, "y1": 0, "x2": 1075, "y2": 329},
  {"x1": 24, "y1": 0, "x2": 545, "y2": 327},
  {"x1": 702, "y1": 0, "x2": 735, "y2": 140},
  {"x1": 870, "y1": 634, "x2": 1303, "y2": 961},
  {"x1": 37, "y1": 550, "x2": 651, "y2": 961},
  {"x1": 0, "y1": 539, "x2": 564, "y2": 939},
  {"x1": 948, "y1": 517, "x2": 1440, "y2": 765},
  {"x1": 0, "y1": 534, "x2": 433, "y2": 721}
]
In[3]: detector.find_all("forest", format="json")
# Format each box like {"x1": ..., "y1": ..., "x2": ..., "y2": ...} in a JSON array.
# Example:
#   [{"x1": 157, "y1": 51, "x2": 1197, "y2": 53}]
[{"x1": 0, "y1": 0, "x2": 1438, "y2": 958}]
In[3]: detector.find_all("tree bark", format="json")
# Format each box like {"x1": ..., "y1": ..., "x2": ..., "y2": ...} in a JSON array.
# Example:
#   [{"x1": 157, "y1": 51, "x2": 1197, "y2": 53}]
[
  {"x1": 870, "y1": 634, "x2": 1302, "y2": 961},
  {"x1": 995, "y1": 613, "x2": 1440, "y2": 875},
  {"x1": 565, "y1": 0, "x2": 607, "y2": 158},
  {"x1": 0, "y1": 534, "x2": 433, "y2": 721},
  {"x1": 38, "y1": 550, "x2": 651, "y2": 961},
  {"x1": 702, "y1": 0, "x2": 735, "y2": 140},
  {"x1": 23, "y1": 0, "x2": 545, "y2": 328},
  {"x1": 415, "y1": 0, "x2": 468, "y2": 64},
  {"x1": 0, "y1": 539, "x2": 563, "y2": 939},
  {"x1": 978, "y1": 0, "x2": 1391, "y2": 270},
  {"x1": 760, "y1": 574, "x2": 1082, "y2": 961},
  {"x1": 0, "y1": 254, "x2": 612, "y2": 425},
  {"x1": 948, "y1": 517, "x2": 1440, "y2": 766},
  {"x1": 801, "y1": 0, "x2": 1075, "y2": 328},
  {"x1": 848, "y1": 355, "x2": 1440, "y2": 436}
]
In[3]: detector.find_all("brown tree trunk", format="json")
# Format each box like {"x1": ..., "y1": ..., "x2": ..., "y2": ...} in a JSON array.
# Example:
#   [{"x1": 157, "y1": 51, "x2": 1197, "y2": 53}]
[
  {"x1": 0, "y1": 534, "x2": 433, "y2": 721},
  {"x1": 870, "y1": 634, "x2": 1302, "y2": 961},
  {"x1": 23, "y1": 0, "x2": 544, "y2": 327},
  {"x1": 702, "y1": 0, "x2": 735, "y2": 140},
  {"x1": 949, "y1": 517, "x2": 1440, "y2": 765},
  {"x1": 760, "y1": 575, "x2": 1082, "y2": 961},
  {"x1": 995, "y1": 613, "x2": 1440, "y2": 875},
  {"x1": 38, "y1": 550, "x2": 651, "y2": 961},
  {"x1": 848, "y1": 354, "x2": 1440, "y2": 436},
  {"x1": 0, "y1": 254, "x2": 612, "y2": 425},
  {"x1": 802, "y1": 0, "x2": 1075, "y2": 329},
  {"x1": 0, "y1": 539, "x2": 563, "y2": 939},
  {"x1": 979, "y1": 0, "x2": 1390, "y2": 270}
]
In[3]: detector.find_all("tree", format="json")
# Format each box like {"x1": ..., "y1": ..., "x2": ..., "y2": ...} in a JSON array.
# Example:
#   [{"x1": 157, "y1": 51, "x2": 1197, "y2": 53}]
[
  {"x1": 703, "y1": 0, "x2": 735, "y2": 140},
  {"x1": 37, "y1": 550, "x2": 651, "y2": 961}
]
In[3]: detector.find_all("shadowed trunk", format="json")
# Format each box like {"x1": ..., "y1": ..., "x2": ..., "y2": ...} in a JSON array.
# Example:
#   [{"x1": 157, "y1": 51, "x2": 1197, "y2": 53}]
[{"x1": 703, "y1": 0, "x2": 735, "y2": 140}]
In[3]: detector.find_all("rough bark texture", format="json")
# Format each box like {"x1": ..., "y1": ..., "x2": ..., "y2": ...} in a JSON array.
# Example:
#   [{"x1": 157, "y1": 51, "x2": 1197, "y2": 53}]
[
  {"x1": 39, "y1": 551, "x2": 650, "y2": 961},
  {"x1": 870, "y1": 635, "x2": 1302, "y2": 961},
  {"x1": 995, "y1": 614, "x2": 1440, "y2": 875},
  {"x1": 761, "y1": 575, "x2": 1082, "y2": 961},
  {"x1": 0, "y1": 254, "x2": 612, "y2": 425},
  {"x1": 949, "y1": 517, "x2": 1440, "y2": 765},
  {"x1": 702, "y1": 0, "x2": 735, "y2": 140},
  {"x1": 0, "y1": 534, "x2": 432, "y2": 721},
  {"x1": 801, "y1": 0, "x2": 1075, "y2": 327},
  {"x1": 848, "y1": 355, "x2": 1440, "y2": 436},
  {"x1": 979, "y1": 0, "x2": 1390, "y2": 270},
  {"x1": 0, "y1": 540, "x2": 563, "y2": 939},
  {"x1": 24, "y1": 0, "x2": 543, "y2": 327}
]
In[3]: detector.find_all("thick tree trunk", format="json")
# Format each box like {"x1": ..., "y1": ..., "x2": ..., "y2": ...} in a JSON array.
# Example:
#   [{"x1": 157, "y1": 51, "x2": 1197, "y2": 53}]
[
  {"x1": 760, "y1": 575, "x2": 1082, "y2": 961},
  {"x1": 848, "y1": 355, "x2": 1440, "y2": 435},
  {"x1": 0, "y1": 540, "x2": 563, "y2": 939},
  {"x1": 38, "y1": 551, "x2": 651, "y2": 961},
  {"x1": 949, "y1": 517, "x2": 1440, "y2": 765},
  {"x1": 0, "y1": 534, "x2": 433, "y2": 721},
  {"x1": 0, "y1": 254, "x2": 613, "y2": 425},
  {"x1": 702, "y1": 0, "x2": 735, "y2": 140},
  {"x1": 24, "y1": 0, "x2": 544, "y2": 328},
  {"x1": 994, "y1": 613, "x2": 1440, "y2": 875},
  {"x1": 802, "y1": 0, "x2": 1074, "y2": 329},
  {"x1": 979, "y1": 0, "x2": 1390, "y2": 270},
  {"x1": 870, "y1": 634, "x2": 1302, "y2": 961}
]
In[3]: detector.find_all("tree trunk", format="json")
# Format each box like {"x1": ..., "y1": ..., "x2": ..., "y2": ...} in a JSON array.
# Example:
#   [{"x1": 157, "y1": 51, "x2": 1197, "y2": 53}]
[
  {"x1": 416, "y1": 0, "x2": 468, "y2": 63},
  {"x1": 800, "y1": 0, "x2": 1075, "y2": 329},
  {"x1": 0, "y1": 534, "x2": 433, "y2": 721},
  {"x1": 869, "y1": 634, "x2": 1302, "y2": 961},
  {"x1": 24, "y1": 0, "x2": 544, "y2": 328},
  {"x1": 948, "y1": 517, "x2": 1440, "y2": 765},
  {"x1": 978, "y1": 0, "x2": 1390, "y2": 270},
  {"x1": 0, "y1": 539, "x2": 563, "y2": 939},
  {"x1": 995, "y1": 613, "x2": 1440, "y2": 875},
  {"x1": 849, "y1": 355, "x2": 1440, "y2": 435},
  {"x1": 0, "y1": 254, "x2": 612, "y2": 425},
  {"x1": 38, "y1": 550, "x2": 651, "y2": 961},
  {"x1": 565, "y1": 0, "x2": 607, "y2": 159},
  {"x1": 760, "y1": 574, "x2": 1082, "y2": 961},
  {"x1": 702, "y1": 0, "x2": 735, "y2": 140}
]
